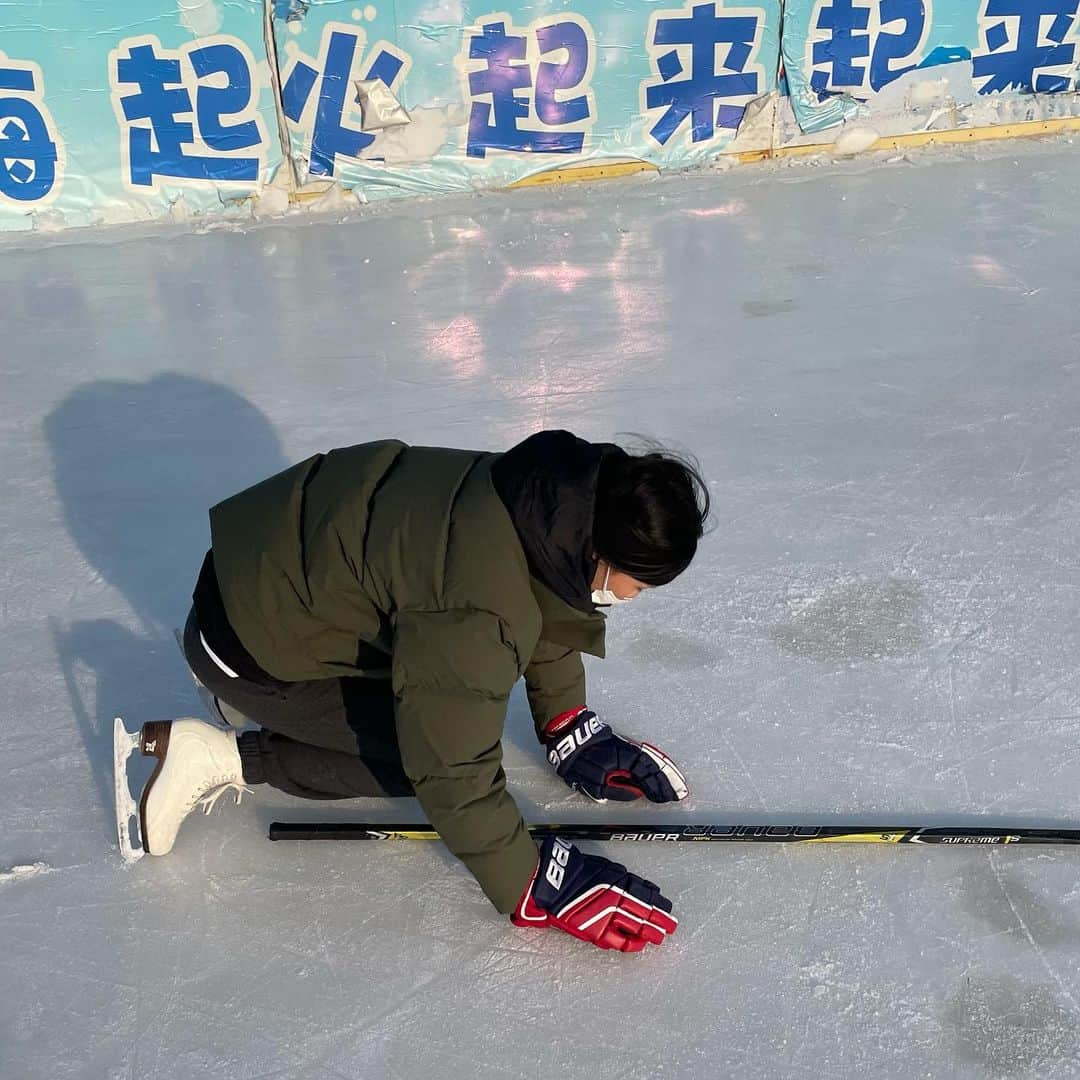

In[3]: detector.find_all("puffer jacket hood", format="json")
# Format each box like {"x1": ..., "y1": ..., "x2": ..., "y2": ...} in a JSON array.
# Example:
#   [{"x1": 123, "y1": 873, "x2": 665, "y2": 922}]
[{"x1": 491, "y1": 430, "x2": 627, "y2": 613}]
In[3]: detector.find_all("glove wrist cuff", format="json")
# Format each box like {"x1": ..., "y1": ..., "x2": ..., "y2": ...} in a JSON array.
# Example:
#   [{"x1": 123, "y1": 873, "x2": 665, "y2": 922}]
[
  {"x1": 510, "y1": 857, "x2": 550, "y2": 927},
  {"x1": 544, "y1": 704, "x2": 587, "y2": 738},
  {"x1": 543, "y1": 706, "x2": 588, "y2": 738}
]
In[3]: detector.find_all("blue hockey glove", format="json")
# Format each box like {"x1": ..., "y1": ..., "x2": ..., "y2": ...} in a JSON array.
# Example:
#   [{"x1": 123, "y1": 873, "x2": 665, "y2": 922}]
[{"x1": 543, "y1": 707, "x2": 689, "y2": 804}]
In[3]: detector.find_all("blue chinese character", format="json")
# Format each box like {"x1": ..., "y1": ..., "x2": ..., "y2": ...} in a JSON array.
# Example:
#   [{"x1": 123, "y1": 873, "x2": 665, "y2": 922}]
[
  {"x1": 811, "y1": 0, "x2": 870, "y2": 93},
  {"x1": 282, "y1": 28, "x2": 404, "y2": 177},
  {"x1": 190, "y1": 44, "x2": 262, "y2": 154},
  {"x1": 811, "y1": 0, "x2": 927, "y2": 95},
  {"x1": 535, "y1": 22, "x2": 592, "y2": 127},
  {"x1": 645, "y1": 3, "x2": 761, "y2": 146},
  {"x1": 974, "y1": 0, "x2": 1079, "y2": 93},
  {"x1": 466, "y1": 19, "x2": 590, "y2": 158},
  {"x1": 870, "y1": 0, "x2": 928, "y2": 90},
  {"x1": 0, "y1": 63, "x2": 59, "y2": 203},
  {"x1": 114, "y1": 41, "x2": 261, "y2": 186}
]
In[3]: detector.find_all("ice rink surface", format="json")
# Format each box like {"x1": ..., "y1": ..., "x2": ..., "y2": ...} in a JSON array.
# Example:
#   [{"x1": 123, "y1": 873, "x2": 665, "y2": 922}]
[{"x1": 3, "y1": 140, "x2": 1080, "y2": 1079}]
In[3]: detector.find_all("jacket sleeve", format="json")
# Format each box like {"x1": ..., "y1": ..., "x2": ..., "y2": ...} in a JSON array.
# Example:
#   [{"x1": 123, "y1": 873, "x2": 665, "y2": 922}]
[
  {"x1": 391, "y1": 608, "x2": 539, "y2": 913},
  {"x1": 524, "y1": 639, "x2": 588, "y2": 741}
]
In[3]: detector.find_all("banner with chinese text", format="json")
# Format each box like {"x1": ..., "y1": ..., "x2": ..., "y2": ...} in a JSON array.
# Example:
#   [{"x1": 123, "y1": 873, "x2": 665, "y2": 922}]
[
  {"x1": 0, "y1": 0, "x2": 281, "y2": 231},
  {"x1": 0, "y1": 0, "x2": 782, "y2": 230},
  {"x1": 272, "y1": 1, "x2": 782, "y2": 195},
  {"x1": 778, "y1": 0, "x2": 1080, "y2": 140},
  {"x1": 3, "y1": 1, "x2": 1080, "y2": 231}
]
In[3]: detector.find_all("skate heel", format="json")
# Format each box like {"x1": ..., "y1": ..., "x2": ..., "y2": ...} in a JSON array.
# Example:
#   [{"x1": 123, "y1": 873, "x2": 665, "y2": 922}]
[
  {"x1": 140, "y1": 721, "x2": 171, "y2": 760},
  {"x1": 138, "y1": 722, "x2": 173, "y2": 856}
]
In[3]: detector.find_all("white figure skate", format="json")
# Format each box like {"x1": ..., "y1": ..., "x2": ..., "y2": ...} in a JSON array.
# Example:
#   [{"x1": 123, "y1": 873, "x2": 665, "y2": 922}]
[{"x1": 113, "y1": 716, "x2": 249, "y2": 861}]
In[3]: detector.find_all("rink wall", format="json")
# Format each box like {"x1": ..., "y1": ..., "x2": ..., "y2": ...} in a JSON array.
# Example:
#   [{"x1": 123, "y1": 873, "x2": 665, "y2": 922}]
[{"x1": 3, "y1": 0, "x2": 1080, "y2": 231}]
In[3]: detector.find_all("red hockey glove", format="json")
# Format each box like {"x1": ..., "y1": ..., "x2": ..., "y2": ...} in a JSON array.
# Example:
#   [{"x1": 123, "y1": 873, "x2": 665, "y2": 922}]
[
  {"x1": 544, "y1": 707, "x2": 689, "y2": 803},
  {"x1": 511, "y1": 837, "x2": 677, "y2": 953}
]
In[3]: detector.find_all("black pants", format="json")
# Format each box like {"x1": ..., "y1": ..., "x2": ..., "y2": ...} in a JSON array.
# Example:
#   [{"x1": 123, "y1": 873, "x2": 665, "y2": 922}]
[{"x1": 182, "y1": 609, "x2": 413, "y2": 799}]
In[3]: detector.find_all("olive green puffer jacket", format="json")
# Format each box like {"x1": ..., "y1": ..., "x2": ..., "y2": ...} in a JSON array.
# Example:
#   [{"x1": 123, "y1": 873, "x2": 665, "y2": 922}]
[{"x1": 209, "y1": 438, "x2": 608, "y2": 911}]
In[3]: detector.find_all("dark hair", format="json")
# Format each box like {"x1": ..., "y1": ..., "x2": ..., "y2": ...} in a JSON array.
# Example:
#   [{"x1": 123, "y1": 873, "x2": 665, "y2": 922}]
[{"x1": 593, "y1": 440, "x2": 711, "y2": 586}]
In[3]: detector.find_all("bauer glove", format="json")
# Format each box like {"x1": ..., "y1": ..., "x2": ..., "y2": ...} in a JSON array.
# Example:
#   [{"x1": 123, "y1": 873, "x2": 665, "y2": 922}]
[
  {"x1": 512, "y1": 836, "x2": 677, "y2": 952},
  {"x1": 544, "y1": 707, "x2": 688, "y2": 803}
]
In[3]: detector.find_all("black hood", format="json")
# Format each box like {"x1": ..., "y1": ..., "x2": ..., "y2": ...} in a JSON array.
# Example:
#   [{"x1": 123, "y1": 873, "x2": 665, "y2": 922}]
[{"x1": 491, "y1": 430, "x2": 626, "y2": 613}]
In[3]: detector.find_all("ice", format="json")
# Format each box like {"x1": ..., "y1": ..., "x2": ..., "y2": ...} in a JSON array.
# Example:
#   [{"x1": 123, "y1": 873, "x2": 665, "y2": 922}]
[
  {"x1": 0, "y1": 863, "x2": 51, "y2": 887},
  {"x1": 3, "y1": 136, "x2": 1080, "y2": 1078}
]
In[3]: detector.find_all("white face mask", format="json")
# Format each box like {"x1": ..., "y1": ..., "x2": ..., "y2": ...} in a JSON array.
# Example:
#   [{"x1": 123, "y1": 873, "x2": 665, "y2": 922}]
[{"x1": 591, "y1": 563, "x2": 634, "y2": 607}]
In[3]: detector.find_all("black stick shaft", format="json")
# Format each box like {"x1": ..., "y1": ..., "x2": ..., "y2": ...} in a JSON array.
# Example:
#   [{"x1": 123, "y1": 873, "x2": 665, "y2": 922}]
[{"x1": 268, "y1": 822, "x2": 1080, "y2": 846}]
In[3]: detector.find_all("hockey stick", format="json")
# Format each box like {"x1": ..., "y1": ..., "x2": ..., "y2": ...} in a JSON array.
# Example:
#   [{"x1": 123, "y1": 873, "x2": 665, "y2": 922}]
[{"x1": 268, "y1": 822, "x2": 1080, "y2": 846}]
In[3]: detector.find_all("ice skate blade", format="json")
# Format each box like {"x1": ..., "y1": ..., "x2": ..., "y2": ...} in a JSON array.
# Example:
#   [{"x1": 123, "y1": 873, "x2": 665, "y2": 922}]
[{"x1": 113, "y1": 716, "x2": 144, "y2": 863}]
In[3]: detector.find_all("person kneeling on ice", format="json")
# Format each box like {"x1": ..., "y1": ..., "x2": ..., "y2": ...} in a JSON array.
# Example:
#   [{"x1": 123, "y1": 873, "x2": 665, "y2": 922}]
[{"x1": 132, "y1": 430, "x2": 708, "y2": 953}]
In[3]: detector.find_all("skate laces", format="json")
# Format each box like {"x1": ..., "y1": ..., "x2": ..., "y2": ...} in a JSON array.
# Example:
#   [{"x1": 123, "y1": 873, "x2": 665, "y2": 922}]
[{"x1": 194, "y1": 780, "x2": 252, "y2": 815}]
